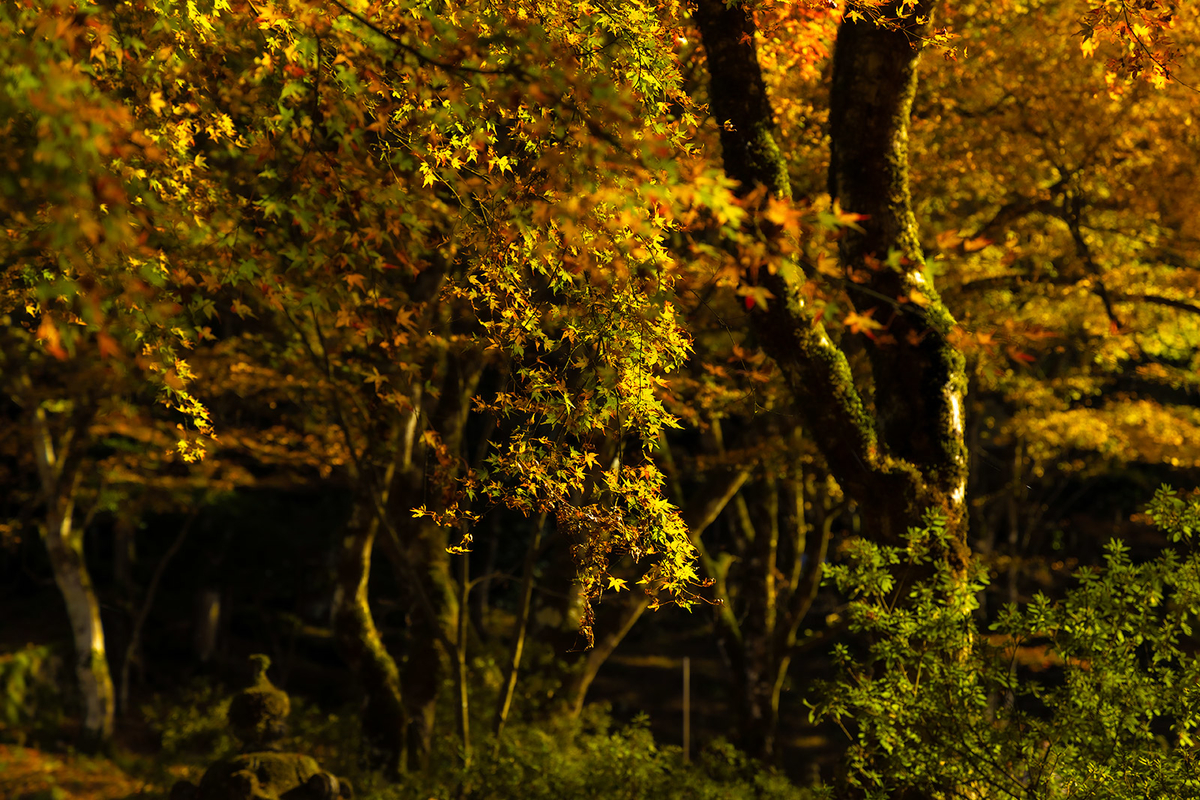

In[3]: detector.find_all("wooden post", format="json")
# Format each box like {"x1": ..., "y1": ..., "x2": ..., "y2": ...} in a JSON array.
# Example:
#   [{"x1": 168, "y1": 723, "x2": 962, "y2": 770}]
[{"x1": 682, "y1": 656, "x2": 691, "y2": 762}]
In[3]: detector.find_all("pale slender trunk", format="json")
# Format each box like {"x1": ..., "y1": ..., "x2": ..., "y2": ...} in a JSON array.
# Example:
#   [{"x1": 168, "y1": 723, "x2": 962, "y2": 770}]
[
  {"x1": 566, "y1": 592, "x2": 652, "y2": 718},
  {"x1": 494, "y1": 515, "x2": 545, "y2": 740},
  {"x1": 31, "y1": 405, "x2": 114, "y2": 750},
  {"x1": 565, "y1": 467, "x2": 750, "y2": 717},
  {"x1": 42, "y1": 510, "x2": 115, "y2": 749},
  {"x1": 456, "y1": 550, "x2": 471, "y2": 769}
]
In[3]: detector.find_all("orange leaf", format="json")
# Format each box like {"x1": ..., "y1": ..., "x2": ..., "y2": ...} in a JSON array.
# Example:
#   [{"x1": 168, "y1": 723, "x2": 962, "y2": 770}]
[
  {"x1": 843, "y1": 308, "x2": 884, "y2": 336},
  {"x1": 97, "y1": 332, "x2": 121, "y2": 358},
  {"x1": 37, "y1": 317, "x2": 68, "y2": 360}
]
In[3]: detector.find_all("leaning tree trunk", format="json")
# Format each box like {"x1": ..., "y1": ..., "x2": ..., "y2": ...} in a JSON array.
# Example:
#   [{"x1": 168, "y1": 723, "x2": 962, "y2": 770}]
[
  {"x1": 30, "y1": 405, "x2": 114, "y2": 751},
  {"x1": 694, "y1": 0, "x2": 969, "y2": 559},
  {"x1": 332, "y1": 505, "x2": 409, "y2": 777}
]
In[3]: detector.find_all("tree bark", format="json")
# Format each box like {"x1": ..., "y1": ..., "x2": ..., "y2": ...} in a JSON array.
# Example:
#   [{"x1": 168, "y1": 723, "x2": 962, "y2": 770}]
[
  {"x1": 332, "y1": 508, "x2": 409, "y2": 777},
  {"x1": 695, "y1": 0, "x2": 970, "y2": 560},
  {"x1": 29, "y1": 404, "x2": 114, "y2": 751},
  {"x1": 827, "y1": 1, "x2": 968, "y2": 551}
]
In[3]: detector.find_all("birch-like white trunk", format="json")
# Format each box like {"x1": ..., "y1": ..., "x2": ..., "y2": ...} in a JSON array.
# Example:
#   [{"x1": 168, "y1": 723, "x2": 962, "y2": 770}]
[{"x1": 31, "y1": 405, "x2": 114, "y2": 749}]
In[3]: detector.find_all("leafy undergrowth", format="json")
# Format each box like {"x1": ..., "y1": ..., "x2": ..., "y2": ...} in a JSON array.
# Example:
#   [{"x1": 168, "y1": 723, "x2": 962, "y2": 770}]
[{"x1": 0, "y1": 743, "x2": 164, "y2": 800}]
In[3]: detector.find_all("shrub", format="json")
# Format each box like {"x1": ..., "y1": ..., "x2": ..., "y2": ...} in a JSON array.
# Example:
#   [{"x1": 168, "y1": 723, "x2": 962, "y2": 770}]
[
  {"x1": 141, "y1": 679, "x2": 237, "y2": 771},
  {"x1": 0, "y1": 644, "x2": 64, "y2": 745},
  {"x1": 813, "y1": 488, "x2": 1200, "y2": 799},
  {"x1": 361, "y1": 706, "x2": 813, "y2": 800}
]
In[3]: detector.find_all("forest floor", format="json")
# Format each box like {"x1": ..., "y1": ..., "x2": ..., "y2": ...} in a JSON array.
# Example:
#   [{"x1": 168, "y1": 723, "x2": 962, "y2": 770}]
[{"x1": 0, "y1": 742, "x2": 164, "y2": 800}]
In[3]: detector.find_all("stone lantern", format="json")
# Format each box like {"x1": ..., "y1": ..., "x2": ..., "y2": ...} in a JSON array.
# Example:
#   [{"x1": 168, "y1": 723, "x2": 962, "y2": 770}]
[{"x1": 169, "y1": 655, "x2": 352, "y2": 800}]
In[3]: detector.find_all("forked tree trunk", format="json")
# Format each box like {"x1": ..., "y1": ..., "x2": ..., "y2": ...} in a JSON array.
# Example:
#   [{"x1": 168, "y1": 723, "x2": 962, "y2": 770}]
[
  {"x1": 695, "y1": 0, "x2": 969, "y2": 556},
  {"x1": 696, "y1": 0, "x2": 970, "y2": 788}
]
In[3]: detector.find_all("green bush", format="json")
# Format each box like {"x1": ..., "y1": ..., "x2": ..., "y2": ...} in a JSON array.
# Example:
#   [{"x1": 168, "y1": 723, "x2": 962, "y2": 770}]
[
  {"x1": 364, "y1": 706, "x2": 813, "y2": 800},
  {"x1": 0, "y1": 644, "x2": 64, "y2": 744},
  {"x1": 281, "y1": 694, "x2": 369, "y2": 781},
  {"x1": 141, "y1": 679, "x2": 237, "y2": 767},
  {"x1": 139, "y1": 677, "x2": 811, "y2": 800},
  {"x1": 813, "y1": 488, "x2": 1200, "y2": 799}
]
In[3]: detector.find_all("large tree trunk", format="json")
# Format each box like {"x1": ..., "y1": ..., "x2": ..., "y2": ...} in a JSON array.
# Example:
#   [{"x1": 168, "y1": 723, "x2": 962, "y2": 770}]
[
  {"x1": 826, "y1": 1, "x2": 969, "y2": 552},
  {"x1": 30, "y1": 405, "x2": 114, "y2": 751},
  {"x1": 694, "y1": 0, "x2": 969, "y2": 558}
]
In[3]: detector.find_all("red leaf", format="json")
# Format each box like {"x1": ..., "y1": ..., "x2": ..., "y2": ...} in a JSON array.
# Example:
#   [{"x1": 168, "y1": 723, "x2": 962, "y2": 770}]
[{"x1": 1008, "y1": 348, "x2": 1036, "y2": 364}]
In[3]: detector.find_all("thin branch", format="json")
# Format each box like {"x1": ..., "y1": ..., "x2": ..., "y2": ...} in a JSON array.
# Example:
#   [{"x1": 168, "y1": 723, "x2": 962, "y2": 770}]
[
  {"x1": 1118, "y1": 293, "x2": 1200, "y2": 317},
  {"x1": 1119, "y1": 2, "x2": 1200, "y2": 93},
  {"x1": 119, "y1": 511, "x2": 198, "y2": 715},
  {"x1": 327, "y1": 0, "x2": 519, "y2": 77}
]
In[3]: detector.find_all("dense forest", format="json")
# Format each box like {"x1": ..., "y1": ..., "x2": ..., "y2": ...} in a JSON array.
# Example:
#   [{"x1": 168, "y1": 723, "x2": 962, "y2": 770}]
[{"x1": 2, "y1": 0, "x2": 1199, "y2": 798}]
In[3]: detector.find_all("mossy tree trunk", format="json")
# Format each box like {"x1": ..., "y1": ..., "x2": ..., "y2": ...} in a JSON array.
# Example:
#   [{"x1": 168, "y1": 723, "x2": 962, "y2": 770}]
[
  {"x1": 383, "y1": 513, "x2": 458, "y2": 770},
  {"x1": 390, "y1": 348, "x2": 481, "y2": 769},
  {"x1": 314, "y1": 273, "x2": 484, "y2": 772},
  {"x1": 694, "y1": 0, "x2": 969, "y2": 564},
  {"x1": 332, "y1": 503, "x2": 408, "y2": 777},
  {"x1": 345, "y1": 343, "x2": 482, "y2": 771}
]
